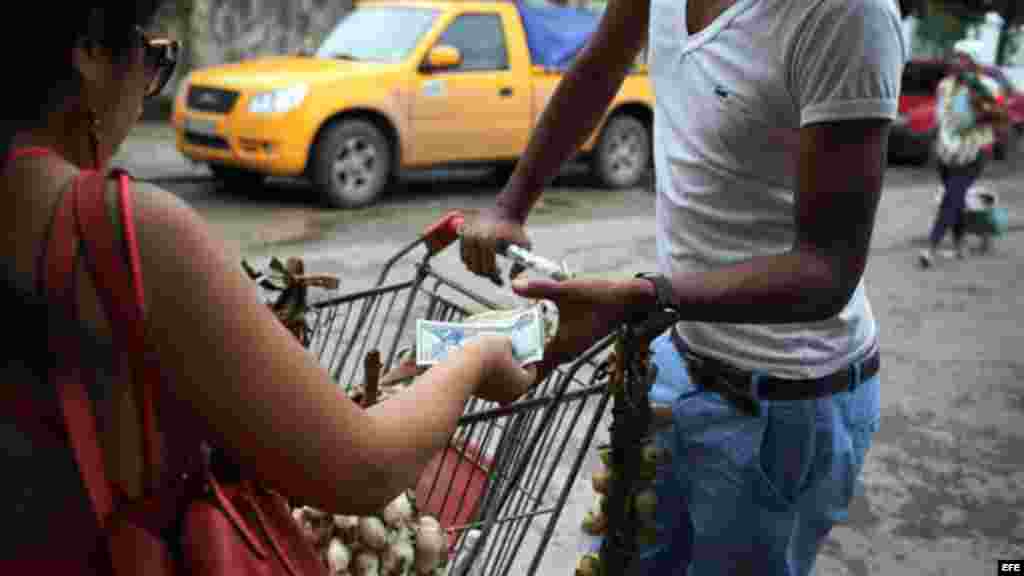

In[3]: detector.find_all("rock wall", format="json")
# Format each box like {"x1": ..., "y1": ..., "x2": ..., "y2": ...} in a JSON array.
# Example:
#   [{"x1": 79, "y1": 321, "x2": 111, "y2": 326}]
[
  {"x1": 194, "y1": 0, "x2": 353, "y2": 65},
  {"x1": 153, "y1": 0, "x2": 354, "y2": 93}
]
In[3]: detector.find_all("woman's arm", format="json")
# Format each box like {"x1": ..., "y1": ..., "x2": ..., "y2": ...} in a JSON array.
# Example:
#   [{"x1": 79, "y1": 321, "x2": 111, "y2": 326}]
[{"x1": 129, "y1": 182, "x2": 505, "y2": 515}]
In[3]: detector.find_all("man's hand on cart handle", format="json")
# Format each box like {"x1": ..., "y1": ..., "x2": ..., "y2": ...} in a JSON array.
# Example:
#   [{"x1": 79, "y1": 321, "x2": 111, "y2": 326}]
[{"x1": 425, "y1": 210, "x2": 569, "y2": 285}]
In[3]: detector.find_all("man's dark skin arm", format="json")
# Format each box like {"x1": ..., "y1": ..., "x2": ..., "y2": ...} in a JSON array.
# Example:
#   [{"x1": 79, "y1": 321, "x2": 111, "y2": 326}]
[
  {"x1": 512, "y1": 118, "x2": 890, "y2": 371},
  {"x1": 496, "y1": 0, "x2": 649, "y2": 223},
  {"x1": 459, "y1": 0, "x2": 649, "y2": 283},
  {"x1": 465, "y1": 0, "x2": 890, "y2": 364},
  {"x1": 627, "y1": 118, "x2": 891, "y2": 323}
]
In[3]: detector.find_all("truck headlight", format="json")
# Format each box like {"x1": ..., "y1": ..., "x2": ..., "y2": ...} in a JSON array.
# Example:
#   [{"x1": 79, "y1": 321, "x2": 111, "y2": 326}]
[{"x1": 248, "y1": 85, "x2": 309, "y2": 114}]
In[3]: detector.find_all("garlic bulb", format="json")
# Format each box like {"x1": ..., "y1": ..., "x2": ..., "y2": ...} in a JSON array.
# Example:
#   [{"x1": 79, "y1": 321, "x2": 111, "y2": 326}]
[
  {"x1": 381, "y1": 539, "x2": 415, "y2": 575},
  {"x1": 639, "y1": 443, "x2": 669, "y2": 480},
  {"x1": 591, "y1": 469, "x2": 611, "y2": 494},
  {"x1": 359, "y1": 516, "x2": 390, "y2": 550},
  {"x1": 304, "y1": 506, "x2": 328, "y2": 521},
  {"x1": 633, "y1": 490, "x2": 657, "y2": 520},
  {"x1": 413, "y1": 516, "x2": 446, "y2": 574},
  {"x1": 327, "y1": 538, "x2": 352, "y2": 574},
  {"x1": 381, "y1": 492, "x2": 415, "y2": 528},
  {"x1": 354, "y1": 551, "x2": 381, "y2": 576},
  {"x1": 291, "y1": 501, "x2": 449, "y2": 575},
  {"x1": 575, "y1": 553, "x2": 602, "y2": 576},
  {"x1": 642, "y1": 443, "x2": 670, "y2": 466},
  {"x1": 581, "y1": 508, "x2": 607, "y2": 536},
  {"x1": 335, "y1": 514, "x2": 360, "y2": 542}
]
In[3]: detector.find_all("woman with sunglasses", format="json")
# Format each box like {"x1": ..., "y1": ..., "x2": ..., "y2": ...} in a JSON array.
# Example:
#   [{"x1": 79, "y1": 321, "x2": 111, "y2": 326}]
[{"x1": 0, "y1": 4, "x2": 533, "y2": 571}]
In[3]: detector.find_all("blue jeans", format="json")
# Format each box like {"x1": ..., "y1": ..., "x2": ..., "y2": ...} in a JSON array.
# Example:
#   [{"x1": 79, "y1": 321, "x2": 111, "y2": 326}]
[
  {"x1": 930, "y1": 158, "x2": 985, "y2": 248},
  {"x1": 626, "y1": 334, "x2": 881, "y2": 576}
]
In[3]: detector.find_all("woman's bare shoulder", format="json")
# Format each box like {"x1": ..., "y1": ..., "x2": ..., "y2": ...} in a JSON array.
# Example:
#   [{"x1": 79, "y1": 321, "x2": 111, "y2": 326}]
[{"x1": 120, "y1": 178, "x2": 239, "y2": 264}]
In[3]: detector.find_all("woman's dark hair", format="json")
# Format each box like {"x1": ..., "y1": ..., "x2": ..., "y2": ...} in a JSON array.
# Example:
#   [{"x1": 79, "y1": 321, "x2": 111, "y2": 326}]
[
  {"x1": 4, "y1": 2, "x2": 166, "y2": 131},
  {"x1": 0, "y1": 2, "x2": 167, "y2": 169}
]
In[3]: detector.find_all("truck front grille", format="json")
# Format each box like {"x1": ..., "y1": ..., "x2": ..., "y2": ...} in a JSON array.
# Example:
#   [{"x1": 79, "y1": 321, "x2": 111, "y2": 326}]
[{"x1": 186, "y1": 86, "x2": 240, "y2": 114}]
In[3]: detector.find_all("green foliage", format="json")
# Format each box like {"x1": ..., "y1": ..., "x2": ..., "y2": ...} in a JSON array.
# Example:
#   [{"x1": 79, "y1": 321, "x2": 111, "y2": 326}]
[
  {"x1": 996, "y1": 25, "x2": 1023, "y2": 65},
  {"x1": 913, "y1": 1, "x2": 987, "y2": 57}
]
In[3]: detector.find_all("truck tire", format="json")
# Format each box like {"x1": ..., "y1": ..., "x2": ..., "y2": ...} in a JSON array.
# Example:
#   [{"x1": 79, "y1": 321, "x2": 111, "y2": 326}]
[
  {"x1": 592, "y1": 114, "x2": 651, "y2": 189},
  {"x1": 311, "y1": 119, "x2": 392, "y2": 209},
  {"x1": 209, "y1": 165, "x2": 265, "y2": 190}
]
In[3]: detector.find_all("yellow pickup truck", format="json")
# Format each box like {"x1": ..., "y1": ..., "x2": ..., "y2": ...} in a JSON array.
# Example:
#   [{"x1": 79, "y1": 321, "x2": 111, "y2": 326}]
[{"x1": 172, "y1": 0, "x2": 653, "y2": 208}]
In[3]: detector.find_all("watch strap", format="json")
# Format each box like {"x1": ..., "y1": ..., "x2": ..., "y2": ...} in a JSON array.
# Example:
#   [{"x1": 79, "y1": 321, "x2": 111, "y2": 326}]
[{"x1": 635, "y1": 273, "x2": 677, "y2": 312}]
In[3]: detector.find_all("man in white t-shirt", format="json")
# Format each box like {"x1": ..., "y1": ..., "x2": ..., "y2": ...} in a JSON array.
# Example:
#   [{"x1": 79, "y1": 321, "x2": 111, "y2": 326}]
[{"x1": 459, "y1": 0, "x2": 906, "y2": 574}]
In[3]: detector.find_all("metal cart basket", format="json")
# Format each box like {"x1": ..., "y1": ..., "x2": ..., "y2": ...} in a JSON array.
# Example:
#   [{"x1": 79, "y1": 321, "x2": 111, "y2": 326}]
[{"x1": 298, "y1": 212, "x2": 619, "y2": 575}]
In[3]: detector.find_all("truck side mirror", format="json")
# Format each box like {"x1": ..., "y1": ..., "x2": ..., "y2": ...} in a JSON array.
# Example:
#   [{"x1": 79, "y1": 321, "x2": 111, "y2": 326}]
[{"x1": 425, "y1": 45, "x2": 462, "y2": 71}]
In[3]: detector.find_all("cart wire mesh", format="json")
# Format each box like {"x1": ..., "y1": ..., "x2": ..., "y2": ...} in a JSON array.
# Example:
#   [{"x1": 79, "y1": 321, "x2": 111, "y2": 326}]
[{"x1": 304, "y1": 257, "x2": 615, "y2": 575}]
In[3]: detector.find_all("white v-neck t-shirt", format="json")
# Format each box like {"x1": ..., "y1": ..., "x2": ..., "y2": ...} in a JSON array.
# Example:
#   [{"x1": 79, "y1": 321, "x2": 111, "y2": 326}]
[{"x1": 648, "y1": 0, "x2": 907, "y2": 379}]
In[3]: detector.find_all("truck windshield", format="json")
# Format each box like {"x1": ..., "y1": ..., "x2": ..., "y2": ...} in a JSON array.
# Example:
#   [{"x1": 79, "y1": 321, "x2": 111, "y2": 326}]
[{"x1": 316, "y1": 6, "x2": 439, "y2": 63}]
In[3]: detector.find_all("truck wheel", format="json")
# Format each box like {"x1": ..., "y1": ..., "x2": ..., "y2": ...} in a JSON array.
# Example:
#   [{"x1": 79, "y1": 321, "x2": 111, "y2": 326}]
[
  {"x1": 210, "y1": 165, "x2": 265, "y2": 189},
  {"x1": 312, "y1": 119, "x2": 391, "y2": 209},
  {"x1": 592, "y1": 114, "x2": 651, "y2": 189}
]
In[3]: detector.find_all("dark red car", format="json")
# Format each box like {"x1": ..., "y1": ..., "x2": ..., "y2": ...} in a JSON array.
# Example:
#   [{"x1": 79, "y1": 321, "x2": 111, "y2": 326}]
[{"x1": 891, "y1": 59, "x2": 1024, "y2": 164}]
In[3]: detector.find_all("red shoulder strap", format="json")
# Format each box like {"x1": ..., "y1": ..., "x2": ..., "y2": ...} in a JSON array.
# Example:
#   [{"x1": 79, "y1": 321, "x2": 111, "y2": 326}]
[
  {"x1": 45, "y1": 178, "x2": 116, "y2": 522},
  {"x1": 44, "y1": 168, "x2": 161, "y2": 527},
  {"x1": 74, "y1": 170, "x2": 161, "y2": 495}
]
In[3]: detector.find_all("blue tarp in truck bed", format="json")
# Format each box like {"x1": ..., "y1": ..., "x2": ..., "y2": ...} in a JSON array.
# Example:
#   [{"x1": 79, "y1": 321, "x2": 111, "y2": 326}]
[{"x1": 516, "y1": 1, "x2": 601, "y2": 69}]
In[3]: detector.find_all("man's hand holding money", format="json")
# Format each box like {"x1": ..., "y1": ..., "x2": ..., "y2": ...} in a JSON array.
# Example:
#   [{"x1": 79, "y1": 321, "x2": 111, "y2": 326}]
[{"x1": 509, "y1": 276, "x2": 657, "y2": 381}]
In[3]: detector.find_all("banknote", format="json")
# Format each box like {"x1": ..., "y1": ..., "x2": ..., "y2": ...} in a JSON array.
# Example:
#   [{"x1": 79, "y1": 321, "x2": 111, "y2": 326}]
[{"x1": 416, "y1": 307, "x2": 545, "y2": 367}]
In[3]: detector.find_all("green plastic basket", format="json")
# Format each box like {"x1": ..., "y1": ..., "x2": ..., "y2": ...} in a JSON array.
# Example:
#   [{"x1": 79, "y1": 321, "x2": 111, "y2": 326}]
[{"x1": 963, "y1": 206, "x2": 1009, "y2": 236}]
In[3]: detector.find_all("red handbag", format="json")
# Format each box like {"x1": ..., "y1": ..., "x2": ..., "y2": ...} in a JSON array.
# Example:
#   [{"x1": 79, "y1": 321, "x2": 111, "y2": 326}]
[{"x1": 44, "y1": 166, "x2": 327, "y2": 576}]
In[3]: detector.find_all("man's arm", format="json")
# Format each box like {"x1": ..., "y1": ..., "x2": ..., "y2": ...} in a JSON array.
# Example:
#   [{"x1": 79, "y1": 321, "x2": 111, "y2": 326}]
[
  {"x1": 496, "y1": 0, "x2": 649, "y2": 223},
  {"x1": 623, "y1": 0, "x2": 902, "y2": 323},
  {"x1": 622, "y1": 118, "x2": 890, "y2": 324},
  {"x1": 511, "y1": 118, "x2": 890, "y2": 373}
]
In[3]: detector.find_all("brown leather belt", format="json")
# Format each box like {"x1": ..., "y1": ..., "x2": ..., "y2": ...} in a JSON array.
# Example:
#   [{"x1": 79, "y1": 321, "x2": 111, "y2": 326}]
[{"x1": 670, "y1": 327, "x2": 880, "y2": 417}]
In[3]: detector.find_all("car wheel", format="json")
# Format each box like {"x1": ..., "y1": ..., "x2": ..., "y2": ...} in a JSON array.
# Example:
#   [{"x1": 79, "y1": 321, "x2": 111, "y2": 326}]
[
  {"x1": 209, "y1": 165, "x2": 266, "y2": 189},
  {"x1": 592, "y1": 114, "x2": 651, "y2": 189},
  {"x1": 312, "y1": 119, "x2": 392, "y2": 209}
]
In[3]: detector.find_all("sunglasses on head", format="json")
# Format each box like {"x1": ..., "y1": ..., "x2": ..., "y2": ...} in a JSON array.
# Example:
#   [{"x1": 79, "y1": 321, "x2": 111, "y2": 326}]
[{"x1": 136, "y1": 27, "x2": 179, "y2": 100}]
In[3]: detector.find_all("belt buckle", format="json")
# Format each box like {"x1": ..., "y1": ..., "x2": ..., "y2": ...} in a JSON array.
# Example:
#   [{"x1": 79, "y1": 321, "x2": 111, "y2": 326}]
[
  {"x1": 715, "y1": 371, "x2": 761, "y2": 418},
  {"x1": 684, "y1": 350, "x2": 760, "y2": 417}
]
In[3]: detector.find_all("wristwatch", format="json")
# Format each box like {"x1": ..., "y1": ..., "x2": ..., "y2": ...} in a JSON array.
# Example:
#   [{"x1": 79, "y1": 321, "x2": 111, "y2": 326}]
[{"x1": 634, "y1": 272, "x2": 678, "y2": 313}]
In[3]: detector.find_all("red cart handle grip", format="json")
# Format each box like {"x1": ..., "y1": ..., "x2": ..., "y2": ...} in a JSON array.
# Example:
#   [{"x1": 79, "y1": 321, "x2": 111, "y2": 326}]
[
  {"x1": 423, "y1": 211, "x2": 466, "y2": 255},
  {"x1": 422, "y1": 210, "x2": 513, "y2": 257}
]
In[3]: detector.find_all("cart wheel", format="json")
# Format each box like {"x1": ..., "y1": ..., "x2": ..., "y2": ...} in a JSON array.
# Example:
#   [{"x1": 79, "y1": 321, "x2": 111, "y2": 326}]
[
  {"x1": 592, "y1": 114, "x2": 651, "y2": 189},
  {"x1": 312, "y1": 119, "x2": 392, "y2": 209}
]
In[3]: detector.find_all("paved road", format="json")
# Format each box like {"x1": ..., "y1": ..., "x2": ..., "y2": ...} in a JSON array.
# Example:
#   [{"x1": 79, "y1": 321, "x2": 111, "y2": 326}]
[{"x1": 116, "y1": 125, "x2": 1023, "y2": 575}]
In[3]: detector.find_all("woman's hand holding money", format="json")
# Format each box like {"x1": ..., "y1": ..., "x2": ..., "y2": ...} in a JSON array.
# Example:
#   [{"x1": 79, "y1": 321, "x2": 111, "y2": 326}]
[{"x1": 460, "y1": 335, "x2": 537, "y2": 406}]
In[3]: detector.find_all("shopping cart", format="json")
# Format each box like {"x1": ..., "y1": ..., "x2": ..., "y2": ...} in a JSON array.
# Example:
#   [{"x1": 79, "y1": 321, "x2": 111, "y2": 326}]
[{"x1": 295, "y1": 212, "x2": 621, "y2": 575}]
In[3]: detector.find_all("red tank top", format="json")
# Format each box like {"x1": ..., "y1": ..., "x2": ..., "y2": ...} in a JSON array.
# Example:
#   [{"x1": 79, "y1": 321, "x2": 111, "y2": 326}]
[{"x1": 0, "y1": 146, "x2": 204, "y2": 573}]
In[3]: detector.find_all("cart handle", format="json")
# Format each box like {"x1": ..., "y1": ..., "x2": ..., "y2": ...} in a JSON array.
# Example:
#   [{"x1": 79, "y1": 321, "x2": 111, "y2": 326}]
[
  {"x1": 423, "y1": 210, "x2": 514, "y2": 254},
  {"x1": 423, "y1": 210, "x2": 466, "y2": 255},
  {"x1": 423, "y1": 210, "x2": 575, "y2": 285}
]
